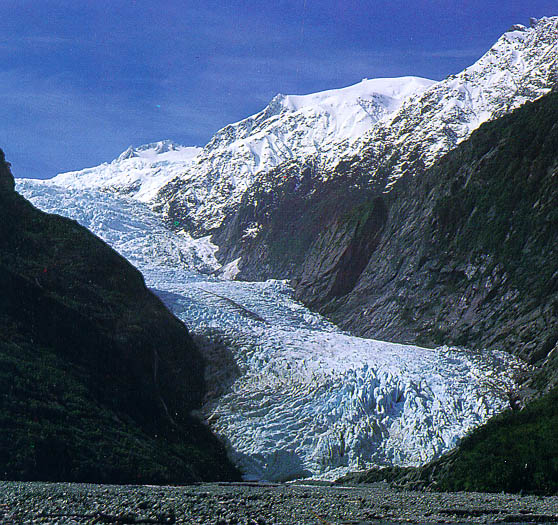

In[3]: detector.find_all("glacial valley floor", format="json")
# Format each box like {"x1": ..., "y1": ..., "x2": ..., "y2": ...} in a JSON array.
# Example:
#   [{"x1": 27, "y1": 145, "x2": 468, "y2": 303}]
[{"x1": 1, "y1": 481, "x2": 558, "y2": 524}]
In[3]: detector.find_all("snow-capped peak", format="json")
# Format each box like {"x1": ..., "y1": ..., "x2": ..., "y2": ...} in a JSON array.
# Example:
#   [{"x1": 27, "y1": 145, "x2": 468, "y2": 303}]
[
  {"x1": 204, "y1": 76, "x2": 434, "y2": 156},
  {"x1": 116, "y1": 140, "x2": 198, "y2": 162},
  {"x1": 43, "y1": 17, "x2": 557, "y2": 235},
  {"x1": 49, "y1": 140, "x2": 202, "y2": 203},
  {"x1": 280, "y1": 77, "x2": 435, "y2": 113},
  {"x1": 152, "y1": 17, "x2": 557, "y2": 233},
  {"x1": 154, "y1": 76, "x2": 435, "y2": 232},
  {"x1": 366, "y1": 16, "x2": 558, "y2": 188},
  {"x1": 506, "y1": 23, "x2": 527, "y2": 33}
]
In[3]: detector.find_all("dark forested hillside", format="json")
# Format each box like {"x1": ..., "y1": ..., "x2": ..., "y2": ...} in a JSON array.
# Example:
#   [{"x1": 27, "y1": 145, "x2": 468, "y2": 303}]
[{"x1": 0, "y1": 150, "x2": 239, "y2": 483}]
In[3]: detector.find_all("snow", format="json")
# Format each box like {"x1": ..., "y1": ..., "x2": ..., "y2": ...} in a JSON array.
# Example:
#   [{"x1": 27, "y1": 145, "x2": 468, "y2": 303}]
[
  {"x1": 16, "y1": 177, "x2": 526, "y2": 482},
  {"x1": 278, "y1": 76, "x2": 435, "y2": 133},
  {"x1": 220, "y1": 257, "x2": 242, "y2": 280},
  {"x1": 51, "y1": 140, "x2": 201, "y2": 203},
  {"x1": 144, "y1": 76, "x2": 435, "y2": 232},
  {"x1": 366, "y1": 16, "x2": 558, "y2": 188},
  {"x1": 45, "y1": 78, "x2": 436, "y2": 235},
  {"x1": 242, "y1": 222, "x2": 262, "y2": 239},
  {"x1": 146, "y1": 17, "x2": 557, "y2": 232}
]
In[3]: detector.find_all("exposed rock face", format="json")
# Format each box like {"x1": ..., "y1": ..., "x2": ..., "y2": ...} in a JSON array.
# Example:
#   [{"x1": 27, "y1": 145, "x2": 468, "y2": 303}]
[{"x1": 0, "y1": 150, "x2": 239, "y2": 483}]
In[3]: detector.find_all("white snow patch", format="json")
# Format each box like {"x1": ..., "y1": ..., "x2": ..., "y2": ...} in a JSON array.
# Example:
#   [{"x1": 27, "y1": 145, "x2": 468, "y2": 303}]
[
  {"x1": 220, "y1": 258, "x2": 242, "y2": 280},
  {"x1": 242, "y1": 223, "x2": 262, "y2": 239}
]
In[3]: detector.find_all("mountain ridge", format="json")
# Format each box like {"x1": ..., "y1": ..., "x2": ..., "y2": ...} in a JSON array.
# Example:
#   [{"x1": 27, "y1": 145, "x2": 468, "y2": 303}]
[
  {"x1": 153, "y1": 16, "x2": 557, "y2": 235},
  {"x1": 50, "y1": 140, "x2": 201, "y2": 203},
  {"x1": 47, "y1": 17, "x2": 557, "y2": 239}
]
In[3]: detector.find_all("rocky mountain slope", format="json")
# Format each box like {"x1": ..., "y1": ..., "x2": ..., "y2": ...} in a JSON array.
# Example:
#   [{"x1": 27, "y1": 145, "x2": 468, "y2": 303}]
[
  {"x1": 332, "y1": 89, "x2": 558, "y2": 494},
  {"x1": 307, "y1": 88, "x2": 558, "y2": 393},
  {"x1": 0, "y1": 149, "x2": 239, "y2": 483},
  {"x1": 208, "y1": 19, "x2": 558, "y2": 493},
  {"x1": 206, "y1": 20, "x2": 558, "y2": 392},
  {"x1": 153, "y1": 77, "x2": 435, "y2": 232},
  {"x1": 214, "y1": 88, "x2": 558, "y2": 493},
  {"x1": 158, "y1": 17, "x2": 556, "y2": 238},
  {"x1": 212, "y1": 17, "x2": 557, "y2": 273}
]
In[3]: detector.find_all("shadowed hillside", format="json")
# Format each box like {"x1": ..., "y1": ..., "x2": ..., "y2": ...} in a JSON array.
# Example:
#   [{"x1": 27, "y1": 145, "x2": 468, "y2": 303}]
[{"x1": 0, "y1": 150, "x2": 239, "y2": 483}]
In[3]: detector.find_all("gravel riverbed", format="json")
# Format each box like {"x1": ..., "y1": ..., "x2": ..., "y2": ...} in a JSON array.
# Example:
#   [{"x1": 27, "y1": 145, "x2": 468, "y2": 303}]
[{"x1": 1, "y1": 481, "x2": 558, "y2": 524}]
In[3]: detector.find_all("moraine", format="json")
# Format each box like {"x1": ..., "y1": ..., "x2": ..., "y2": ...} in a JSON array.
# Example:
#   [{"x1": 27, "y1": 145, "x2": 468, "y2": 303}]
[{"x1": 17, "y1": 178, "x2": 523, "y2": 482}]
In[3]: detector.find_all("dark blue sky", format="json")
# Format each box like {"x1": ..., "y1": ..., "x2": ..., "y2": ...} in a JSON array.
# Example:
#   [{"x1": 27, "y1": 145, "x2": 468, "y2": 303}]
[{"x1": 1, "y1": 1, "x2": 556, "y2": 179}]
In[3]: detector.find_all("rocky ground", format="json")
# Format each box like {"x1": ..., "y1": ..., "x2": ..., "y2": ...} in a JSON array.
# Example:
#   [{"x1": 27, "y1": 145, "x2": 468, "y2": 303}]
[{"x1": 1, "y1": 481, "x2": 558, "y2": 524}]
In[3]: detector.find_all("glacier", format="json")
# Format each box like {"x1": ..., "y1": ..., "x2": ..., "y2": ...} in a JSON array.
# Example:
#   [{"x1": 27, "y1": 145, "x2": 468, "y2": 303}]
[{"x1": 17, "y1": 178, "x2": 525, "y2": 482}]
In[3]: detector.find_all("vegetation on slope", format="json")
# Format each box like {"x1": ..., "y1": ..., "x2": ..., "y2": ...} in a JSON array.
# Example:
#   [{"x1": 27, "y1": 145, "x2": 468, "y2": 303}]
[
  {"x1": 339, "y1": 386, "x2": 558, "y2": 495},
  {"x1": 0, "y1": 150, "x2": 239, "y2": 483},
  {"x1": 432, "y1": 91, "x2": 558, "y2": 297}
]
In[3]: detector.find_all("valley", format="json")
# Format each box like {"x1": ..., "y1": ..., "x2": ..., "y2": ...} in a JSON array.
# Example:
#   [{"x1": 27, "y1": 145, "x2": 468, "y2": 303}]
[
  {"x1": 16, "y1": 178, "x2": 521, "y2": 482},
  {"x1": 2, "y1": 9, "x2": 558, "y2": 507}
]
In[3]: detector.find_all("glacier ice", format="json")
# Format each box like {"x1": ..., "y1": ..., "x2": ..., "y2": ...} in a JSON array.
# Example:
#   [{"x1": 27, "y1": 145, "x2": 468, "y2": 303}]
[{"x1": 17, "y1": 178, "x2": 525, "y2": 482}]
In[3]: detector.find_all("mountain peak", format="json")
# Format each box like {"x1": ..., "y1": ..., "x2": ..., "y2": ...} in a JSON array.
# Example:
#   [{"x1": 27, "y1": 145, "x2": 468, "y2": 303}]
[
  {"x1": 116, "y1": 140, "x2": 190, "y2": 162},
  {"x1": 357, "y1": 12, "x2": 558, "y2": 191},
  {"x1": 507, "y1": 24, "x2": 527, "y2": 33},
  {"x1": 528, "y1": 15, "x2": 558, "y2": 31},
  {"x1": 116, "y1": 145, "x2": 136, "y2": 162},
  {"x1": 137, "y1": 139, "x2": 183, "y2": 154},
  {"x1": 44, "y1": 141, "x2": 202, "y2": 204},
  {"x1": 277, "y1": 76, "x2": 435, "y2": 113}
]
